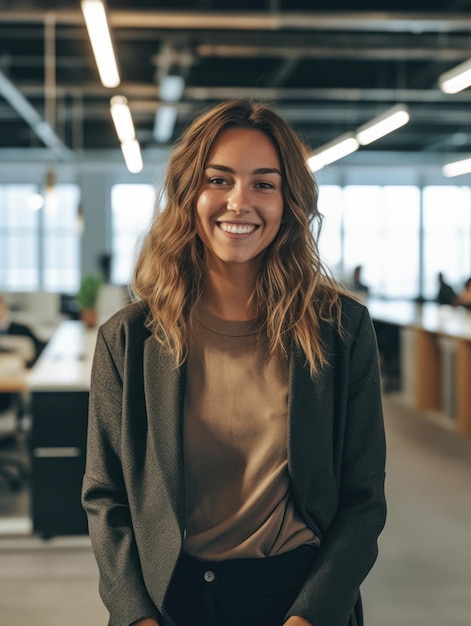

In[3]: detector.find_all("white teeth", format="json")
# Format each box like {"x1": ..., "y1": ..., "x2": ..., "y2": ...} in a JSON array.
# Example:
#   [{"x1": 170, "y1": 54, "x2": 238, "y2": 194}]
[{"x1": 219, "y1": 223, "x2": 256, "y2": 234}]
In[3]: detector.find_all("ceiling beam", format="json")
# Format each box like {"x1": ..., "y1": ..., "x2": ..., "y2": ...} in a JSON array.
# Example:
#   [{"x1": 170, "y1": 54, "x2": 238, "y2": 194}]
[
  {"x1": 195, "y1": 44, "x2": 471, "y2": 62},
  {"x1": 3, "y1": 100, "x2": 468, "y2": 129},
  {"x1": 2, "y1": 27, "x2": 467, "y2": 51},
  {"x1": 3, "y1": 45, "x2": 469, "y2": 67},
  {"x1": 0, "y1": 10, "x2": 471, "y2": 33},
  {"x1": 16, "y1": 83, "x2": 471, "y2": 103}
]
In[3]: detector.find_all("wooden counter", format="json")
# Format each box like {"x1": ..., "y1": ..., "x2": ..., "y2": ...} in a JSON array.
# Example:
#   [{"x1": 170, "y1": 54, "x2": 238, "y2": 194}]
[{"x1": 367, "y1": 299, "x2": 471, "y2": 436}]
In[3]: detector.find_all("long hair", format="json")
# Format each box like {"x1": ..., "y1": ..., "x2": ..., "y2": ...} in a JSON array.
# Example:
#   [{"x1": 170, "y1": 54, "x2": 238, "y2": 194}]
[{"x1": 133, "y1": 99, "x2": 341, "y2": 375}]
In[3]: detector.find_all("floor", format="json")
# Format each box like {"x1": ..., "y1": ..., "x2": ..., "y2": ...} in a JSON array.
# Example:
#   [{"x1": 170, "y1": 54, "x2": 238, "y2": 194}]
[
  {"x1": 361, "y1": 395, "x2": 471, "y2": 626},
  {"x1": 0, "y1": 393, "x2": 470, "y2": 626}
]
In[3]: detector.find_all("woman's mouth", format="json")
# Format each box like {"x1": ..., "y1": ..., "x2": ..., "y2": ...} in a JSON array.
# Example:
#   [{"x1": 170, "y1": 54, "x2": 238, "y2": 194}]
[{"x1": 218, "y1": 222, "x2": 258, "y2": 235}]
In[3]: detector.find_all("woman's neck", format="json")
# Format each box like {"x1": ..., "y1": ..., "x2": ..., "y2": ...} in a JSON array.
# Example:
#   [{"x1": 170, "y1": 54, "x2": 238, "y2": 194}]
[{"x1": 202, "y1": 266, "x2": 256, "y2": 321}]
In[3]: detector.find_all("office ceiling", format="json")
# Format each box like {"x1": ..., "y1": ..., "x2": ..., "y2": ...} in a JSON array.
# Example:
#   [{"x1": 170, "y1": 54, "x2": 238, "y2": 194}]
[{"x1": 1, "y1": 0, "x2": 471, "y2": 161}]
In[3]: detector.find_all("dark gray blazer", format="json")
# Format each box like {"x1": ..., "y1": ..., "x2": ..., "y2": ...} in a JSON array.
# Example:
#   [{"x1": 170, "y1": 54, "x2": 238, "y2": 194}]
[{"x1": 82, "y1": 295, "x2": 386, "y2": 626}]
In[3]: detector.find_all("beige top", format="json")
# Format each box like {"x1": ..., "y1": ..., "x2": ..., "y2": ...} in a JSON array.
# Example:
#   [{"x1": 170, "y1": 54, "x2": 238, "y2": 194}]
[{"x1": 182, "y1": 304, "x2": 319, "y2": 560}]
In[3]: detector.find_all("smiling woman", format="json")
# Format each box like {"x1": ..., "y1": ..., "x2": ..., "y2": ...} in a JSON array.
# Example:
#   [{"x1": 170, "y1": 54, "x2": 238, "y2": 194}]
[{"x1": 82, "y1": 100, "x2": 386, "y2": 626}]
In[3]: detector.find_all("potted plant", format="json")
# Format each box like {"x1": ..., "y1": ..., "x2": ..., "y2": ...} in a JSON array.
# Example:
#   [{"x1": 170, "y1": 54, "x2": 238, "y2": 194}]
[{"x1": 76, "y1": 273, "x2": 102, "y2": 328}]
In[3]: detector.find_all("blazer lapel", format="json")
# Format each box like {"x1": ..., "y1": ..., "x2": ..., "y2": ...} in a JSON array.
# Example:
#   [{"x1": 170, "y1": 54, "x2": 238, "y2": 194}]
[{"x1": 143, "y1": 334, "x2": 186, "y2": 528}]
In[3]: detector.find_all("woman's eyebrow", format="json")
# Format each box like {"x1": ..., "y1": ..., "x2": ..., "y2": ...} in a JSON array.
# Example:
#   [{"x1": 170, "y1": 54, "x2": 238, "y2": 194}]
[{"x1": 205, "y1": 163, "x2": 282, "y2": 176}]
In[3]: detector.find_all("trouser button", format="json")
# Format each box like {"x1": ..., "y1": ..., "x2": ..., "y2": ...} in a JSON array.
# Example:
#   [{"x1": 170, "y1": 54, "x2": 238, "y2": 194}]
[{"x1": 203, "y1": 570, "x2": 216, "y2": 583}]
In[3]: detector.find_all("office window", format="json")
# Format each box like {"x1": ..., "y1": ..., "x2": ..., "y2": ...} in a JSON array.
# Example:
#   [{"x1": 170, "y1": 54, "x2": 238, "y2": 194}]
[
  {"x1": 317, "y1": 185, "x2": 343, "y2": 276},
  {"x1": 343, "y1": 185, "x2": 420, "y2": 298},
  {"x1": 43, "y1": 185, "x2": 81, "y2": 293},
  {"x1": 0, "y1": 185, "x2": 40, "y2": 290},
  {"x1": 422, "y1": 186, "x2": 471, "y2": 300},
  {"x1": 111, "y1": 184, "x2": 155, "y2": 285},
  {"x1": 0, "y1": 184, "x2": 80, "y2": 293}
]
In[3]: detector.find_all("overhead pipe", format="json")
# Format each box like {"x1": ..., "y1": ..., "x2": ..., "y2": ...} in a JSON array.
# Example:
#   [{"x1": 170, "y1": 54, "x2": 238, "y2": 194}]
[
  {"x1": 0, "y1": 69, "x2": 71, "y2": 159},
  {"x1": 0, "y1": 10, "x2": 471, "y2": 33}
]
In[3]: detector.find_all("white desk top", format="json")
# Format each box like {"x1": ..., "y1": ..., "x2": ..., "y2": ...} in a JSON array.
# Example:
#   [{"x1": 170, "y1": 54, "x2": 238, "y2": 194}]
[
  {"x1": 366, "y1": 299, "x2": 471, "y2": 341},
  {"x1": 27, "y1": 321, "x2": 97, "y2": 392}
]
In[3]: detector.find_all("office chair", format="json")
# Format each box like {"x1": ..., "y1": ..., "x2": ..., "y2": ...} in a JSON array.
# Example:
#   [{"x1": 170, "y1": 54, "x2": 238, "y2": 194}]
[{"x1": 0, "y1": 400, "x2": 29, "y2": 490}]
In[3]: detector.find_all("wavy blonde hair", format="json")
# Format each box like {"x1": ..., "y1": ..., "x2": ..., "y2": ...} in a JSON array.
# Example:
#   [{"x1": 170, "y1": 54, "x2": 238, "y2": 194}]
[{"x1": 133, "y1": 99, "x2": 341, "y2": 375}]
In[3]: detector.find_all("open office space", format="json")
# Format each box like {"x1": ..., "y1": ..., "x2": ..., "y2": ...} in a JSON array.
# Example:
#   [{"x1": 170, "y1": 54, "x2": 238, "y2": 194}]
[{"x1": 1, "y1": 2, "x2": 471, "y2": 626}]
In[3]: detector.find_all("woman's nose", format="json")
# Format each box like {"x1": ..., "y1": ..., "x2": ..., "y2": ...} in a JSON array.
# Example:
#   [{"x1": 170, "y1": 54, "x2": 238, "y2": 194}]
[{"x1": 227, "y1": 185, "x2": 250, "y2": 213}]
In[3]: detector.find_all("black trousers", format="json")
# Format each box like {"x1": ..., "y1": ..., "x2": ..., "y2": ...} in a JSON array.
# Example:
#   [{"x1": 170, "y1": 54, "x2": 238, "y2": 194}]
[{"x1": 164, "y1": 544, "x2": 317, "y2": 626}]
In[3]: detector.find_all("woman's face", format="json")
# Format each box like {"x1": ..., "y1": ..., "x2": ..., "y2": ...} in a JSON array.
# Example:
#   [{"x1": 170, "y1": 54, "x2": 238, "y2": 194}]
[{"x1": 195, "y1": 127, "x2": 284, "y2": 276}]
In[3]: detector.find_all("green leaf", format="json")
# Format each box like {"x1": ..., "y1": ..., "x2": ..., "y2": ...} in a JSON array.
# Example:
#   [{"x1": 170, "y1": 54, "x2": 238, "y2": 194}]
[{"x1": 76, "y1": 273, "x2": 103, "y2": 309}]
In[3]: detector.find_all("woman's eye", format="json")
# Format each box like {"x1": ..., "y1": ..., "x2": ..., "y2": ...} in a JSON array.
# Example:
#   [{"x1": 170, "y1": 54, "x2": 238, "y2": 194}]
[
  {"x1": 256, "y1": 181, "x2": 275, "y2": 189},
  {"x1": 208, "y1": 177, "x2": 227, "y2": 185}
]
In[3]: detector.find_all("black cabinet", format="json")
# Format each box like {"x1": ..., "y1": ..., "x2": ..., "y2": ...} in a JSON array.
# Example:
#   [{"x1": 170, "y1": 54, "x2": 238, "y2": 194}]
[{"x1": 31, "y1": 391, "x2": 89, "y2": 537}]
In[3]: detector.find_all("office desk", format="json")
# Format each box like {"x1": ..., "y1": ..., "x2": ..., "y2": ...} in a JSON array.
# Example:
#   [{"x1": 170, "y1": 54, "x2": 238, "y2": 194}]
[
  {"x1": 27, "y1": 321, "x2": 97, "y2": 537},
  {"x1": 367, "y1": 299, "x2": 471, "y2": 436}
]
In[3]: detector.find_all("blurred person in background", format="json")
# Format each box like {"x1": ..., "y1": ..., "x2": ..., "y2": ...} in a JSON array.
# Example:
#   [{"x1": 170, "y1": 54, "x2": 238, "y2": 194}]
[
  {"x1": 0, "y1": 294, "x2": 45, "y2": 367},
  {"x1": 0, "y1": 293, "x2": 45, "y2": 420},
  {"x1": 352, "y1": 264, "x2": 369, "y2": 294},
  {"x1": 436, "y1": 272, "x2": 457, "y2": 306}
]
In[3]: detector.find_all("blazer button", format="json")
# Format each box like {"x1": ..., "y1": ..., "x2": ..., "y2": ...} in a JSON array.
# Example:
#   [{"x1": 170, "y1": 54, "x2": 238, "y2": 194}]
[{"x1": 203, "y1": 570, "x2": 216, "y2": 583}]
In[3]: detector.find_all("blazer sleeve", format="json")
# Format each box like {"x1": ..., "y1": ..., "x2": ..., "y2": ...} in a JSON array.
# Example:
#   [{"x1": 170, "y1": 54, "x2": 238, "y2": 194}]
[
  {"x1": 82, "y1": 328, "x2": 162, "y2": 626},
  {"x1": 286, "y1": 305, "x2": 387, "y2": 626}
]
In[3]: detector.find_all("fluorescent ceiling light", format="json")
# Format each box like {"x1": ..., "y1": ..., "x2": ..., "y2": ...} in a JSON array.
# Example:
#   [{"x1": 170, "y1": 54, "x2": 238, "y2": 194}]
[
  {"x1": 307, "y1": 133, "x2": 359, "y2": 172},
  {"x1": 81, "y1": 0, "x2": 120, "y2": 88},
  {"x1": 442, "y1": 156, "x2": 471, "y2": 177},
  {"x1": 160, "y1": 75, "x2": 185, "y2": 102},
  {"x1": 110, "y1": 95, "x2": 135, "y2": 142},
  {"x1": 439, "y1": 58, "x2": 471, "y2": 95},
  {"x1": 356, "y1": 104, "x2": 410, "y2": 146},
  {"x1": 153, "y1": 105, "x2": 178, "y2": 143},
  {"x1": 121, "y1": 139, "x2": 143, "y2": 174}
]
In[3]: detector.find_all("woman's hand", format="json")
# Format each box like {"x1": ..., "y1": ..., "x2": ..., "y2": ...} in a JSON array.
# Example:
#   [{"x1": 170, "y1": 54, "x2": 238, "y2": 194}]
[
  {"x1": 284, "y1": 617, "x2": 314, "y2": 626},
  {"x1": 131, "y1": 619, "x2": 160, "y2": 626}
]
